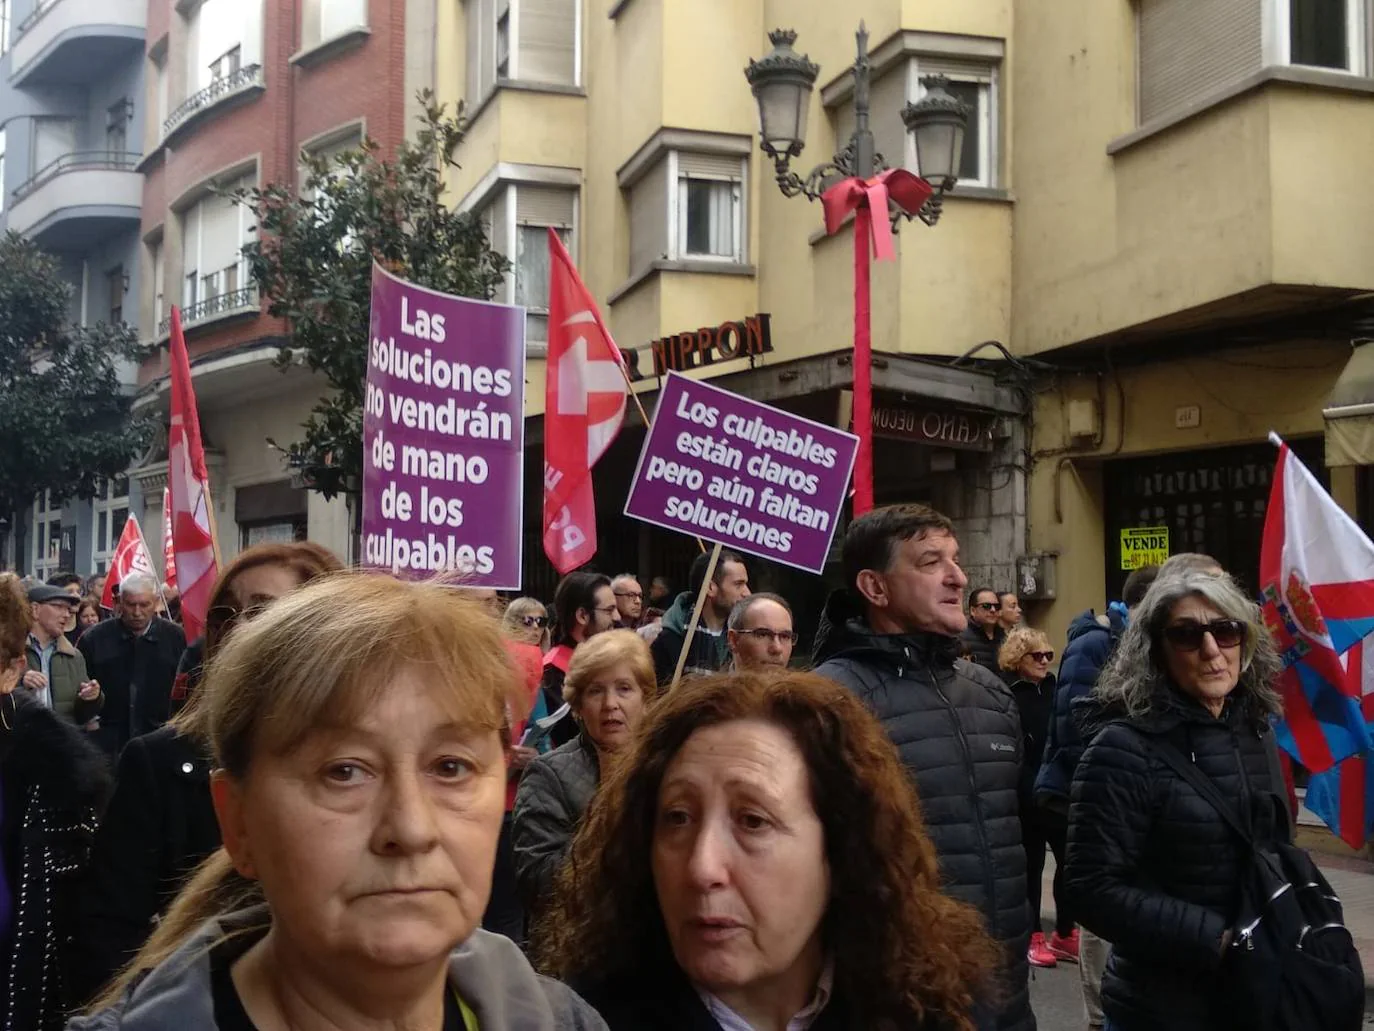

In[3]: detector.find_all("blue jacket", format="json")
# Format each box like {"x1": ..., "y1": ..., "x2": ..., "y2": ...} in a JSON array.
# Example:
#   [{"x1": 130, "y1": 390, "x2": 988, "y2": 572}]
[{"x1": 1033, "y1": 604, "x2": 1127, "y2": 814}]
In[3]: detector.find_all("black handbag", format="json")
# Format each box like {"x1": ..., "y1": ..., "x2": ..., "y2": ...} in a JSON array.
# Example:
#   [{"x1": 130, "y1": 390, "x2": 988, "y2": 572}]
[{"x1": 1148, "y1": 737, "x2": 1364, "y2": 1031}]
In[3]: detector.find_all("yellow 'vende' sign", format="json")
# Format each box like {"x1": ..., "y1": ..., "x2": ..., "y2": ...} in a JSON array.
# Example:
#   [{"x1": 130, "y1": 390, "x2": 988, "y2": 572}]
[{"x1": 1120, "y1": 527, "x2": 1169, "y2": 570}]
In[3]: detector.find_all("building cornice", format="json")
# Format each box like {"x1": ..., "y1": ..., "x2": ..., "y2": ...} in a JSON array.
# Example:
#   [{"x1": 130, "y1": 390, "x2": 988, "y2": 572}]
[
  {"x1": 455, "y1": 163, "x2": 583, "y2": 214},
  {"x1": 820, "y1": 30, "x2": 1005, "y2": 108},
  {"x1": 616, "y1": 128, "x2": 751, "y2": 189}
]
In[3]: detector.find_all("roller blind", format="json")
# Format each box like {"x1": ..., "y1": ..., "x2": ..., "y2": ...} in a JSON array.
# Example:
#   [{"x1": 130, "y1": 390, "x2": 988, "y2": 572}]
[
  {"x1": 515, "y1": 184, "x2": 575, "y2": 226},
  {"x1": 629, "y1": 157, "x2": 669, "y2": 272},
  {"x1": 1138, "y1": 0, "x2": 1262, "y2": 124},
  {"x1": 518, "y1": 0, "x2": 576, "y2": 85},
  {"x1": 676, "y1": 153, "x2": 744, "y2": 180}
]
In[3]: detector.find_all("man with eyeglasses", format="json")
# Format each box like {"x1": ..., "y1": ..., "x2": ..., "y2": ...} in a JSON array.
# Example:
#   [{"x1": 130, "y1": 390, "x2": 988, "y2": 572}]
[
  {"x1": 541, "y1": 571, "x2": 617, "y2": 748},
  {"x1": 960, "y1": 586, "x2": 1007, "y2": 675},
  {"x1": 610, "y1": 574, "x2": 644, "y2": 629},
  {"x1": 726, "y1": 593, "x2": 796, "y2": 671}
]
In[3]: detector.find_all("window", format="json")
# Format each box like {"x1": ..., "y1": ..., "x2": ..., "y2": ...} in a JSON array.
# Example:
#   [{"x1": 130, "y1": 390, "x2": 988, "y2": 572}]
[
  {"x1": 150, "y1": 238, "x2": 165, "y2": 330},
  {"x1": 911, "y1": 64, "x2": 994, "y2": 188},
  {"x1": 31, "y1": 118, "x2": 75, "y2": 176},
  {"x1": 181, "y1": 174, "x2": 256, "y2": 318},
  {"x1": 210, "y1": 45, "x2": 242, "y2": 81},
  {"x1": 496, "y1": 6, "x2": 511, "y2": 77},
  {"x1": 185, "y1": 0, "x2": 263, "y2": 95},
  {"x1": 480, "y1": 182, "x2": 577, "y2": 344},
  {"x1": 0, "y1": 0, "x2": 9, "y2": 58},
  {"x1": 92, "y1": 477, "x2": 129, "y2": 574},
  {"x1": 107, "y1": 100, "x2": 131, "y2": 155},
  {"x1": 465, "y1": 0, "x2": 578, "y2": 102},
  {"x1": 1280, "y1": 0, "x2": 1366, "y2": 72},
  {"x1": 108, "y1": 266, "x2": 125, "y2": 324},
  {"x1": 303, "y1": 0, "x2": 366, "y2": 45},
  {"x1": 302, "y1": 128, "x2": 363, "y2": 252},
  {"x1": 674, "y1": 154, "x2": 745, "y2": 262},
  {"x1": 154, "y1": 56, "x2": 169, "y2": 132},
  {"x1": 30, "y1": 493, "x2": 61, "y2": 581}
]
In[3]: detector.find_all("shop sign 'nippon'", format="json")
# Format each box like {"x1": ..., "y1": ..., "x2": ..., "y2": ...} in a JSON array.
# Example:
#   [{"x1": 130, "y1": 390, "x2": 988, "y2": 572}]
[
  {"x1": 362, "y1": 265, "x2": 526, "y2": 589},
  {"x1": 624, "y1": 373, "x2": 858, "y2": 573},
  {"x1": 1120, "y1": 526, "x2": 1170, "y2": 570}
]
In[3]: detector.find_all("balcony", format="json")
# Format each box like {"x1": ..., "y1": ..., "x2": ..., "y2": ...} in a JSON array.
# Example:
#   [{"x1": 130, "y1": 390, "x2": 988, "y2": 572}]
[
  {"x1": 10, "y1": 0, "x2": 146, "y2": 88},
  {"x1": 157, "y1": 286, "x2": 261, "y2": 339},
  {"x1": 162, "y1": 65, "x2": 266, "y2": 145},
  {"x1": 8, "y1": 152, "x2": 142, "y2": 249}
]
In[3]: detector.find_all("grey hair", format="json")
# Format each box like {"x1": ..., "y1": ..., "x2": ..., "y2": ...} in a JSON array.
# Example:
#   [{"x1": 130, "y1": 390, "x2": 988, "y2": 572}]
[
  {"x1": 119, "y1": 572, "x2": 159, "y2": 597},
  {"x1": 611, "y1": 573, "x2": 640, "y2": 589},
  {"x1": 727, "y1": 592, "x2": 792, "y2": 631},
  {"x1": 1095, "y1": 566, "x2": 1282, "y2": 727}
]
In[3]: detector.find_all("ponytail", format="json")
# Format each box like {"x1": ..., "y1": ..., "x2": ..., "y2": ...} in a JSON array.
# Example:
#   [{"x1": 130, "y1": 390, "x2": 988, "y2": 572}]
[{"x1": 89, "y1": 850, "x2": 265, "y2": 1011}]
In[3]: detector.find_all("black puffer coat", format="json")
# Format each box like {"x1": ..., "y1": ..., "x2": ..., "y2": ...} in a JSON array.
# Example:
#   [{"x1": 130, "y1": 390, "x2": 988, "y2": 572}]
[
  {"x1": 1064, "y1": 690, "x2": 1289, "y2": 1031},
  {"x1": 813, "y1": 592, "x2": 1033, "y2": 1031},
  {"x1": 512, "y1": 733, "x2": 601, "y2": 911}
]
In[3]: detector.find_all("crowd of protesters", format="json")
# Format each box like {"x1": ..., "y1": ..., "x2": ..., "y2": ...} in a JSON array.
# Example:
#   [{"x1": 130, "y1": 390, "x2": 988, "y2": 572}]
[{"x1": 0, "y1": 499, "x2": 1312, "y2": 1031}]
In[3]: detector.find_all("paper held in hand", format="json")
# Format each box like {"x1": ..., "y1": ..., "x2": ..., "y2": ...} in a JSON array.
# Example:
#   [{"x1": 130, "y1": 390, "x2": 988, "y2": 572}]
[{"x1": 520, "y1": 702, "x2": 572, "y2": 750}]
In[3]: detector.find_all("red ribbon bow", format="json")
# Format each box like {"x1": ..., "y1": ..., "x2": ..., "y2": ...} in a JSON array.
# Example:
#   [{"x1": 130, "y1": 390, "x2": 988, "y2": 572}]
[
  {"x1": 821, "y1": 169, "x2": 934, "y2": 261},
  {"x1": 818, "y1": 169, "x2": 934, "y2": 516}
]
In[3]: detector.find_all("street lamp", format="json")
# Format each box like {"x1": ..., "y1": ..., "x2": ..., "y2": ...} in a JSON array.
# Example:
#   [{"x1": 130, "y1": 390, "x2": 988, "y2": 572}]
[
  {"x1": 745, "y1": 24, "x2": 970, "y2": 516},
  {"x1": 745, "y1": 24, "x2": 968, "y2": 226}
]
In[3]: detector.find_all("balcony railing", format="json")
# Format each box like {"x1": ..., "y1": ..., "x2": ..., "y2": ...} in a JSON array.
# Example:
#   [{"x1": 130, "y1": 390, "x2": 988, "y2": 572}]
[
  {"x1": 12, "y1": 151, "x2": 142, "y2": 203},
  {"x1": 14, "y1": 0, "x2": 59, "y2": 40},
  {"x1": 157, "y1": 286, "x2": 259, "y2": 338},
  {"x1": 162, "y1": 64, "x2": 263, "y2": 139}
]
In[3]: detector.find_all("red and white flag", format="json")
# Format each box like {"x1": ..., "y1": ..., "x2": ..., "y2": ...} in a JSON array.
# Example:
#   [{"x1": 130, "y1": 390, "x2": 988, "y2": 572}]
[
  {"x1": 161, "y1": 486, "x2": 177, "y2": 590},
  {"x1": 100, "y1": 515, "x2": 158, "y2": 609},
  {"x1": 168, "y1": 307, "x2": 219, "y2": 641},
  {"x1": 543, "y1": 229, "x2": 628, "y2": 574}
]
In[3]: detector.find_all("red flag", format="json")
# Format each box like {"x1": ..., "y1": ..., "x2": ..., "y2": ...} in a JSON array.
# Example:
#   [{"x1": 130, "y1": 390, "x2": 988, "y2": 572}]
[
  {"x1": 161, "y1": 486, "x2": 177, "y2": 590},
  {"x1": 168, "y1": 307, "x2": 218, "y2": 640},
  {"x1": 100, "y1": 515, "x2": 158, "y2": 609},
  {"x1": 543, "y1": 229, "x2": 627, "y2": 574}
]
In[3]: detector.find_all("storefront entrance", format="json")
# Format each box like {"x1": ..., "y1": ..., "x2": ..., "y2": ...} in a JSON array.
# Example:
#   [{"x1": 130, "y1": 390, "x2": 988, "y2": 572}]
[{"x1": 1103, "y1": 437, "x2": 1326, "y2": 601}]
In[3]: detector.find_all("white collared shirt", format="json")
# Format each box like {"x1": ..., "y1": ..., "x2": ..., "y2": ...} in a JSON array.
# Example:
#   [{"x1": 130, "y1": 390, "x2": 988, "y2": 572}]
[{"x1": 697, "y1": 960, "x2": 835, "y2": 1031}]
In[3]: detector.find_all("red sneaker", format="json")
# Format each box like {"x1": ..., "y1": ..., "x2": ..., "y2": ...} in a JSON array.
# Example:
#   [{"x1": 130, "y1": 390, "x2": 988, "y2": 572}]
[
  {"x1": 1047, "y1": 928, "x2": 1080, "y2": 963},
  {"x1": 1027, "y1": 931, "x2": 1058, "y2": 968}
]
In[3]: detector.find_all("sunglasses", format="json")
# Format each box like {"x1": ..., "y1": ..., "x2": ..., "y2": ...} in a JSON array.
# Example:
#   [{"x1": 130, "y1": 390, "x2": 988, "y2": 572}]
[
  {"x1": 973, "y1": 602, "x2": 1000, "y2": 612},
  {"x1": 735, "y1": 629, "x2": 799, "y2": 645},
  {"x1": 520, "y1": 614, "x2": 550, "y2": 629},
  {"x1": 1162, "y1": 619, "x2": 1246, "y2": 651},
  {"x1": 207, "y1": 603, "x2": 266, "y2": 630},
  {"x1": 1028, "y1": 650, "x2": 1054, "y2": 662}
]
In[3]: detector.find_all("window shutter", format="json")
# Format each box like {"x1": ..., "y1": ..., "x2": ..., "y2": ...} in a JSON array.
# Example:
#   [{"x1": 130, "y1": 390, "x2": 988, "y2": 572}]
[
  {"x1": 1138, "y1": 0, "x2": 1262, "y2": 125},
  {"x1": 629, "y1": 157, "x2": 669, "y2": 272},
  {"x1": 515, "y1": 184, "x2": 575, "y2": 227},
  {"x1": 488, "y1": 187, "x2": 510, "y2": 255},
  {"x1": 518, "y1": 0, "x2": 576, "y2": 85},
  {"x1": 676, "y1": 153, "x2": 744, "y2": 180}
]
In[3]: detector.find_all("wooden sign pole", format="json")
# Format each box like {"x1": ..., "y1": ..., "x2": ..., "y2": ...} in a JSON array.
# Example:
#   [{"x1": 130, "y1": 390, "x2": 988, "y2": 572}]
[{"x1": 668, "y1": 541, "x2": 722, "y2": 692}]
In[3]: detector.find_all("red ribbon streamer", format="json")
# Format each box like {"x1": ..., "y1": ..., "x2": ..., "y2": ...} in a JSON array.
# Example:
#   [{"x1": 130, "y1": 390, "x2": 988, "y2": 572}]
[{"x1": 821, "y1": 169, "x2": 934, "y2": 515}]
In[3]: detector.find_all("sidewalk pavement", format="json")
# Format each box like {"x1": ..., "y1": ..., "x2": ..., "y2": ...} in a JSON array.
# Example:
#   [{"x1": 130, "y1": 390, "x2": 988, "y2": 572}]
[{"x1": 1041, "y1": 850, "x2": 1374, "y2": 987}]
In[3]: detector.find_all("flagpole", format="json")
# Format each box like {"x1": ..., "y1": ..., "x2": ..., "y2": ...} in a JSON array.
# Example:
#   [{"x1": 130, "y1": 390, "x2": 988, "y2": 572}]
[{"x1": 1269, "y1": 431, "x2": 1285, "y2": 449}]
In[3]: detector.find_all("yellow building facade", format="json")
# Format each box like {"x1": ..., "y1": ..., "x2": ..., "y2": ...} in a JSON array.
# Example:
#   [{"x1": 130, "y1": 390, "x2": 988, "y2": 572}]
[{"x1": 440, "y1": 0, "x2": 1374, "y2": 644}]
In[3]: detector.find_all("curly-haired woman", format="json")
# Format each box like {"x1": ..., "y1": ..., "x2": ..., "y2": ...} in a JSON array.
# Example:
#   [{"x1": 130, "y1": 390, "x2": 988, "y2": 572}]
[
  {"x1": 539, "y1": 670, "x2": 999, "y2": 1031},
  {"x1": 1064, "y1": 566, "x2": 1289, "y2": 1031}
]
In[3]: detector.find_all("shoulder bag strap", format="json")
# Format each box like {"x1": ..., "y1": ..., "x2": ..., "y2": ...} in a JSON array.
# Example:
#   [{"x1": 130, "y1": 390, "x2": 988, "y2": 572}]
[{"x1": 1144, "y1": 735, "x2": 1256, "y2": 848}]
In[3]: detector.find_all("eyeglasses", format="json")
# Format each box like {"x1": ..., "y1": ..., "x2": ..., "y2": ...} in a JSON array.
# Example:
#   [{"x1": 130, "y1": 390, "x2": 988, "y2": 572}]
[
  {"x1": 973, "y1": 602, "x2": 1000, "y2": 612},
  {"x1": 207, "y1": 603, "x2": 266, "y2": 631},
  {"x1": 614, "y1": 590, "x2": 643, "y2": 601},
  {"x1": 735, "y1": 629, "x2": 799, "y2": 645},
  {"x1": 1028, "y1": 651, "x2": 1054, "y2": 662},
  {"x1": 520, "y1": 614, "x2": 550, "y2": 629},
  {"x1": 1162, "y1": 619, "x2": 1246, "y2": 651}
]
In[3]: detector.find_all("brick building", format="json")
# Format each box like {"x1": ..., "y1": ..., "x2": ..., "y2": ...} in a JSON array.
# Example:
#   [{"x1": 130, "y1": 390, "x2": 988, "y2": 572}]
[{"x1": 131, "y1": 0, "x2": 435, "y2": 564}]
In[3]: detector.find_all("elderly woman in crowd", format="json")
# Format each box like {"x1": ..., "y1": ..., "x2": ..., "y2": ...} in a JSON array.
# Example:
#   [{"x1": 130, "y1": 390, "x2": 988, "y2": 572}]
[
  {"x1": 0, "y1": 574, "x2": 109, "y2": 1031},
  {"x1": 541, "y1": 670, "x2": 998, "y2": 1031},
  {"x1": 513, "y1": 630, "x2": 654, "y2": 916},
  {"x1": 69, "y1": 542, "x2": 342, "y2": 1005},
  {"x1": 999, "y1": 626, "x2": 1076, "y2": 969},
  {"x1": 1064, "y1": 566, "x2": 1288, "y2": 1031},
  {"x1": 505, "y1": 596, "x2": 554, "y2": 654},
  {"x1": 75, "y1": 573, "x2": 605, "y2": 1030}
]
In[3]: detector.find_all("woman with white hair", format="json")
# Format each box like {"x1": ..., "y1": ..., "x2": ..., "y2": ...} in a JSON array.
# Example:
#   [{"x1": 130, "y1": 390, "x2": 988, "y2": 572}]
[{"x1": 1063, "y1": 566, "x2": 1288, "y2": 1031}]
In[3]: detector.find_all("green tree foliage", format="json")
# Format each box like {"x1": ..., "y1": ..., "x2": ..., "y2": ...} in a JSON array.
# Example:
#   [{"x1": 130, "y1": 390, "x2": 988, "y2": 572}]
[
  {"x1": 239, "y1": 94, "x2": 509, "y2": 499},
  {"x1": 0, "y1": 231, "x2": 150, "y2": 544}
]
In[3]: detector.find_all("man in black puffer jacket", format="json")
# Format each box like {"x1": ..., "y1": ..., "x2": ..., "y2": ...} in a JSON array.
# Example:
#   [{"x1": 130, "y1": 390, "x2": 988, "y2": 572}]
[{"x1": 814, "y1": 504, "x2": 1034, "y2": 1031}]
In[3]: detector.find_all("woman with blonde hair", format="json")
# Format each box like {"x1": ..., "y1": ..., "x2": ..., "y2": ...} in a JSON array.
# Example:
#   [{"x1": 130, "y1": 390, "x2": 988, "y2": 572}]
[
  {"x1": 1000, "y1": 626, "x2": 1076, "y2": 968},
  {"x1": 74, "y1": 574, "x2": 605, "y2": 1030},
  {"x1": 541, "y1": 670, "x2": 998, "y2": 1030},
  {"x1": 504, "y1": 596, "x2": 552, "y2": 653},
  {"x1": 512, "y1": 630, "x2": 654, "y2": 916}
]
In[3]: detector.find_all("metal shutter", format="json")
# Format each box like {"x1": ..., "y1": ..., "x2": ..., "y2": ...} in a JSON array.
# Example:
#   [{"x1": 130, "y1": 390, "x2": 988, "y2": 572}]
[
  {"x1": 515, "y1": 184, "x2": 575, "y2": 227},
  {"x1": 629, "y1": 156, "x2": 669, "y2": 272},
  {"x1": 676, "y1": 153, "x2": 744, "y2": 180},
  {"x1": 1138, "y1": 0, "x2": 1263, "y2": 124},
  {"x1": 518, "y1": 0, "x2": 576, "y2": 85}
]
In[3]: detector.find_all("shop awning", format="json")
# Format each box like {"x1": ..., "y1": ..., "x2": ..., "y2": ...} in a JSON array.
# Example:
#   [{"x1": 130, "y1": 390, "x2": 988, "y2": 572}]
[{"x1": 1325, "y1": 344, "x2": 1374, "y2": 467}]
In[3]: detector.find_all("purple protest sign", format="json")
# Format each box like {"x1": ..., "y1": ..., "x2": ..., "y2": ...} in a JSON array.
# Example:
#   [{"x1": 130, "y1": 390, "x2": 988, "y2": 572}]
[
  {"x1": 362, "y1": 265, "x2": 525, "y2": 588},
  {"x1": 625, "y1": 373, "x2": 858, "y2": 573}
]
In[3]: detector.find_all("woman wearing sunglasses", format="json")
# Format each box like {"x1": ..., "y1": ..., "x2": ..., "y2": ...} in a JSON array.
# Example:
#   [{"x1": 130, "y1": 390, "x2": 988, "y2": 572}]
[
  {"x1": 999, "y1": 627, "x2": 1077, "y2": 970},
  {"x1": 504, "y1": 596, "x2": 553, "y2": 653},
  {"x1": 1064, "y1": 566, "x2": 1287, "y2": 1031}
]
